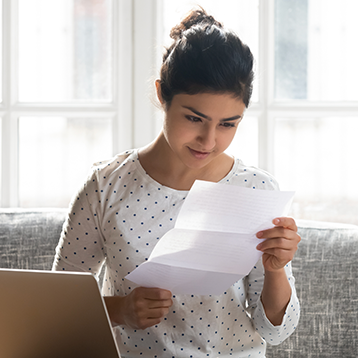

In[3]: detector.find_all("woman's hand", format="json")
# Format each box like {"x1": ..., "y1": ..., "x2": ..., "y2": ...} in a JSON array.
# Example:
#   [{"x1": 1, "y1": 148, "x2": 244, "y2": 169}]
[
  {"x1": 256, "y1": 217, "x2": 300, "y2": 325},
  {"x1": 105, "y1": 287, "x2": 173, "y2": 330},
  {"x1": 256, "y1": 217, "x2": 301, "y2": 272}
]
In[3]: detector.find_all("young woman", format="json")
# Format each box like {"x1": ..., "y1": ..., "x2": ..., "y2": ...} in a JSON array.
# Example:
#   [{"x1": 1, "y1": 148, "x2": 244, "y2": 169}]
[{"x1": 53, "y1": 8, "x2": 300, "y2": 358}]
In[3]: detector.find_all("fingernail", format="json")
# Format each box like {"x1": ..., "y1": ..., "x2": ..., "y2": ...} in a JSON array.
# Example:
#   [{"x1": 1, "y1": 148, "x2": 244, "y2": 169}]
[
  {"x1": 256, "y1": 231, "x2": 263, "y2": 238},
  {"x1": 256, "y1": 243, "x2": 262, "y2": 250},
  {"x1": 273, "y1": 218, "x2": 280, "y2": 225}
]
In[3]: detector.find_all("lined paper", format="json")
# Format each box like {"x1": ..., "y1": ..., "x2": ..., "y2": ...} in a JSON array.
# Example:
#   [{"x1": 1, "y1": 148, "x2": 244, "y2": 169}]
[{"x1": 126, "y1": 180, "x2": 294, "y2": 295}]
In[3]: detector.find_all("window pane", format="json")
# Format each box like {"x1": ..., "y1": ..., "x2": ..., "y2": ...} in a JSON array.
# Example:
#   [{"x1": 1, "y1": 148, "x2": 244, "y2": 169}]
[
  {"x1": 0, "y1": 0, "x2": 2, "y2": 102},
  {"x1": 274, "y1": 117, "x2": 358, "y2": 225},
  {"x1": 19, "y1": 117, "x2": 113, "y2": 207},
  {"x1": 275, "y1": 0, "x2": 358, "y2": 101},
  {"x1": 18, "y1": 0, "x2": 112, "y2": 102},
  {"x1": 226, "y1": 116, "x2": 258, "y2": 167},
  {"x1": 161, "y1": 0, "x2": 259, "y2": 102}
]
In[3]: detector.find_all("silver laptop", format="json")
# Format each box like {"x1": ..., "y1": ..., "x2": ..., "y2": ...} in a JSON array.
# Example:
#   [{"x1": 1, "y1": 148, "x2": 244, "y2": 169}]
[{"x1": 0, "y1": 269, "x2": 121, "y2": 358}]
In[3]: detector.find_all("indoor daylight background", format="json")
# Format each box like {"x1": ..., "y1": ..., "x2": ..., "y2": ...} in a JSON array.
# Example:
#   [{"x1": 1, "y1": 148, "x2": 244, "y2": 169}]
[{"x1": 1, "y1": 0, "x2": 357, "y2": 225}]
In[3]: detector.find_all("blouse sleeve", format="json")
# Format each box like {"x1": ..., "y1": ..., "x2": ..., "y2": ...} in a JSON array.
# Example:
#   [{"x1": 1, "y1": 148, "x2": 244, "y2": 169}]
[
  {"x1": 52, "y1": 168, "x2": 106, "y2": 279},
  {"x1": 244, "y1": 258, "x2": 300, "y2": 345}
]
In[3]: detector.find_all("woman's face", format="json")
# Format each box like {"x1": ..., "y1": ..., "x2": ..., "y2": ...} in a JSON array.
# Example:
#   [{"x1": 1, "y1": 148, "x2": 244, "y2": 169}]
[{"x1": 161, "y1": 91, "x2": 246, "y2": 170}]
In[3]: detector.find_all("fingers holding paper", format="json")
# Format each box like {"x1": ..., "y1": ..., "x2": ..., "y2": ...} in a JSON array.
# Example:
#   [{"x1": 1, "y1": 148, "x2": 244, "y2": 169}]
[
  {"x1": 256, "y1": 217, "x2": 301, "y2": 272},
  {"x1": 120, "y1": 287, "x2": 173, "y2": 330}
]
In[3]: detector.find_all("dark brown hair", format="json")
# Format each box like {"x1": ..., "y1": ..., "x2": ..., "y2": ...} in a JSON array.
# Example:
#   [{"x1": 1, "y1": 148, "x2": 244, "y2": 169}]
[{"x1": 159, "y1": 7, "x2": 254, "y2": 108}]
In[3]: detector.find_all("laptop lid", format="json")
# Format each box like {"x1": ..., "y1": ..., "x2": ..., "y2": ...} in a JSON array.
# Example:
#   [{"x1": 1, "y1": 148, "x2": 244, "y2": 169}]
[{"x1": 0, "y1": 269, "x2": 121, "y2": 358}]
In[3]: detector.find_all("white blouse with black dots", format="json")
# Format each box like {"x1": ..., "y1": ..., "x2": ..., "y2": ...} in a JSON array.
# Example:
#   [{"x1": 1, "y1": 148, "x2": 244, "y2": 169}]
[{"x1": 52, "y1": 148, "x2": 300, "y2": 358}]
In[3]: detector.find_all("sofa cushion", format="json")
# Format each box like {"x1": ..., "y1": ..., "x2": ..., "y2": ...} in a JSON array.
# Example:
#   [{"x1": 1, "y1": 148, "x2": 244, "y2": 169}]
[
  {"x1": 267, "y1": 220, "x2": 358, "y2": 358},
  {"x1": 0, "y1": 208, "x2": 67, "y2": 270}
]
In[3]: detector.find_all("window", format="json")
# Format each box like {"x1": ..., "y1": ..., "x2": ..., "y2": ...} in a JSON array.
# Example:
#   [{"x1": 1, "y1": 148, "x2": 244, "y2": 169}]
[
  {"x1": 1, "y1": 0, "x2": 136, "y2": 207},
  {"x1": 1, "y1": 0, "x2": 358, "y2": 225},
  {"x1": 17, "y1": 0, "x2": 115, "y2": 207},
  {"x1": 271, "y1": 0, "x2": 358, "y2": 224}
]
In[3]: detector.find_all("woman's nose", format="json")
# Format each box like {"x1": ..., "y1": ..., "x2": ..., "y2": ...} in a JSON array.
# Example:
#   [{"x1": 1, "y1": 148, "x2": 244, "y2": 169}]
[{"x1": 197, "y1": 125, "x2": 216, "y2": 150}]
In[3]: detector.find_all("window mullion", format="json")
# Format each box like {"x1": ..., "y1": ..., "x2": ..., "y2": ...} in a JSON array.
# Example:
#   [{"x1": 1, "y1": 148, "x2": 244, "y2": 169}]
[
  {"x1": 1, "y1": 114, "x2": 19, "y2": 207},
  {"x1": 258, "y1": 0, "x2": 275, "y2": 174},
  {"x1": 112, "y1": 0, "x2": 134, "y2": 154},
  {"x1": 1, "y1": 0, "x2": 19, "y2": 207},
  {"x1": 132, "y1": 0, "x2": 159, "y2": 148}
]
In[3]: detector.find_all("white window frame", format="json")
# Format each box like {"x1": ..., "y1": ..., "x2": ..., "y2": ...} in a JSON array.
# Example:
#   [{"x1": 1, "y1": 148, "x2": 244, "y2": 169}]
[
  {"x1": 2, "y1": 0, "x2": 358, "y2": 208},
  {"x1": 251, "y1": 0, "x2": 358, "y2": 189},
  {"x1": 0, "y1": 0, "x2": 161, "y2": 207}
]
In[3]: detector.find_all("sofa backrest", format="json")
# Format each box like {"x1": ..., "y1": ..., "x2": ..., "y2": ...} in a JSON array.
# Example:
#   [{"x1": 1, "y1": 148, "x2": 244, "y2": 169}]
[
  {"x1": 0, "y1": 208, "x2": 67, "y2": 270},
  {"x1": 267, "y1": 220, "x2": 358, "y2": 358}
]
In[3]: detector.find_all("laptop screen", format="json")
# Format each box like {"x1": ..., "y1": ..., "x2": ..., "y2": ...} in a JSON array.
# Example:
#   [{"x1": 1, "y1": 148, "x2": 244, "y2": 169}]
[{"x1": 0, "y1": 269, "x2": 120, "y2": 358}]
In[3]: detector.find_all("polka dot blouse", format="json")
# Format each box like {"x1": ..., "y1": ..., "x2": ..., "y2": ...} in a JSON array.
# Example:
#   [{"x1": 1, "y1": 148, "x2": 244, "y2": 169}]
[{"x1": 52, "y1": 149, "x2": 300, "y2": 358}]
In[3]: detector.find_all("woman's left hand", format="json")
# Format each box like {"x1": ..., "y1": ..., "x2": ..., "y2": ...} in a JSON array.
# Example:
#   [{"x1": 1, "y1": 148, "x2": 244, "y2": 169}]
[{"x1": 256, "y1": 217, "x2": 301, "y2": 272}]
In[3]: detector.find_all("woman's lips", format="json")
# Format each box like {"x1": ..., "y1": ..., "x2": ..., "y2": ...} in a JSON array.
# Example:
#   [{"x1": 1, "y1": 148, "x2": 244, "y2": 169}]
[{"x1": 188, "y1": 147, "x2": 211, "y2": 160}]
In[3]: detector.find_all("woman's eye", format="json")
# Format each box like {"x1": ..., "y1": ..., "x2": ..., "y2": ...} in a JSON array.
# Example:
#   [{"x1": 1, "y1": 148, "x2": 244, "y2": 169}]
[
  {"x1": 221, "y1": 122, "x2": 236, "y2": 128},
  {"x1": 186, "y1": 115, "x2": 202, "y2": 123}
]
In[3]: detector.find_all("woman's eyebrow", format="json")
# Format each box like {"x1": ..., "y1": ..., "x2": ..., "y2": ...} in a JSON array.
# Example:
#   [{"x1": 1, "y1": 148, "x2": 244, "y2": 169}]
[
  {"x1": 183, "y1": 106, "x2": 209, "y2": 119},
  {"x1": 221, "y1": 115, "x2": 242, "y2": 122},
  {"x1": 183, "y1": 106, "x2": 242, "y2": 121}
]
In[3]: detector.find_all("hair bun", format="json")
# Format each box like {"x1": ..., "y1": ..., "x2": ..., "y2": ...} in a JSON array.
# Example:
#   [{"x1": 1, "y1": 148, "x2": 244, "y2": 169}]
[{"x1": 170, "y1": 7, "x2": 223, "y2": 40}]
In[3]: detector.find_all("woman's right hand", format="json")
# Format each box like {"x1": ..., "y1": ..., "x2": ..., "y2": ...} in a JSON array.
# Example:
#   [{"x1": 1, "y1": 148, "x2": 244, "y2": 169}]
[{"x1": 104, "y1": 287, "x2": 173, "y2": 330}]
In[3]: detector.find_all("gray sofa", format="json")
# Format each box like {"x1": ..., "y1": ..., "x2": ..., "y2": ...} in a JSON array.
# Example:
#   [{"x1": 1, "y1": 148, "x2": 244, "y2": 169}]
[{"x1": 1, "y1": 208, "x2": 358, "y2": 357}]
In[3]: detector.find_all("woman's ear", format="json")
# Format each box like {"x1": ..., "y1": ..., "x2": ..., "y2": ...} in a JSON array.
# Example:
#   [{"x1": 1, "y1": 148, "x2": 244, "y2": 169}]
[{"x1": 155, "y1": 79, "x2": 164, "y2": 105}]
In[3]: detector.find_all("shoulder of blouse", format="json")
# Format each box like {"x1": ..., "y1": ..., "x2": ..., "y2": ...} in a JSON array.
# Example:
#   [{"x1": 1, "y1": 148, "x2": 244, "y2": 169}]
[
  {"x1": 229, "y1": 158, "x2": 280, "y2": 191},
  {"x1": 91, "y1": 149, "x2": 135, "y2": 172},
  {"x1": 76, "y1": 149, "x2": 137, "y2": 196}
]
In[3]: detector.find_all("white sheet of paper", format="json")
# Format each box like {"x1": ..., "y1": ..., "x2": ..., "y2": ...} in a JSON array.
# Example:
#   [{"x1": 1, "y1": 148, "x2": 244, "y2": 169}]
[{"x1": 126, "y1": 180, "x2": 295, "y2": 295}]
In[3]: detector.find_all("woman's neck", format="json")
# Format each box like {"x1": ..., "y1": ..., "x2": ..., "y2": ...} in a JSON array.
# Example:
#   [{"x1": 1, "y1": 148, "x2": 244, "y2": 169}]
[{"x1": 138, "y1": 133, "x2": 234, "y2": 191}]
